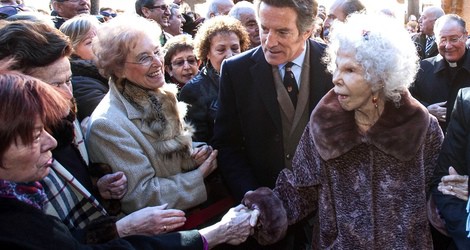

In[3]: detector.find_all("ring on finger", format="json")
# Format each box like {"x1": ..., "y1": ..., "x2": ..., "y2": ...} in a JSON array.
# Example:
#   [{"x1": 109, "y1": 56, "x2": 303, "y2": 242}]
[
  {"x1": 450, "y1": 185, "x2": 454, "y2": 191},
  {"x1": 163, "y1": 225, "x2": 167, "y2": 231}
]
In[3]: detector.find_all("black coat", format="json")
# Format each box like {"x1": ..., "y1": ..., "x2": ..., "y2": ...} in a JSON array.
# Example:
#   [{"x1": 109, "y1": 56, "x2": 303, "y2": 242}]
[
  {"x1": 71, "y1": 58, "x2": 109, "y2": 122},
  {"x1": 212, "y1": 40, "x2": 333, "y2": 201},
  {"x1": 431, "y1": 87, "x2": 470, "y2": 249},
  {"x1": 0, "y1": 197, "x2": 203, "y2": 249},
  {"x1": 179, "y1": 65, "x2": 219, "y2": 143},
  {"x1": 410, "y1": 50, "x2": 470, "y2": 132}
]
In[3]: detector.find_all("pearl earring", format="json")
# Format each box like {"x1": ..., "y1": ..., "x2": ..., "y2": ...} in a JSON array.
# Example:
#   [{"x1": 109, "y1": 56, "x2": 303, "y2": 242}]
[{"x1": 372, "y1": 96, "x2": 378, "y2": 108}]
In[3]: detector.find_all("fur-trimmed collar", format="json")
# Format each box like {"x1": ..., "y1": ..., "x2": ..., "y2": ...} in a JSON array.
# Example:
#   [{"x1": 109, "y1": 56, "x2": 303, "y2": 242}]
[{"x1": 311, "y1": 90, "x2": 430, "y2": 161}]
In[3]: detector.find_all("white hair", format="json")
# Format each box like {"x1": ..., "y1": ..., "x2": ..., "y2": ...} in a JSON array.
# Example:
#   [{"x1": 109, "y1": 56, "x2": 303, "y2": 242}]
[
  {"x1": 228, "y1": 1, "x2": 255, "y2": 20},
  {"x1": 324, "y1": 13, "x2": 419, "y2": 105}
]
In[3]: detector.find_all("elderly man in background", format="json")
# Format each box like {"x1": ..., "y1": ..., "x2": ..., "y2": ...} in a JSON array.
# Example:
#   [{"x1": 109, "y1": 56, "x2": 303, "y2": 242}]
[
  {"x1": 410, "y1": 14, "x2": 470, "y2": 133},
  {"x1": 136, "y1": 0, "x2": 173, "y2": 46},
  {"x1": 51, "y1": 0, "x2": 90, "y2": 28},
  {"x1": 322, "y1": 0, "x2": 365, "y2": 42},
  {"x1": 164, "y1": 3, "x2": 185, "y2": 36},
  {"x1": 205, "y1": 0, "x2": 234, "y2": 19},
  {"x1": 412, "y1": 6, "x2": 445, "y2": 60},
  {"x1": 228, "y1": 0, "x2": 260, "y2": 49}
]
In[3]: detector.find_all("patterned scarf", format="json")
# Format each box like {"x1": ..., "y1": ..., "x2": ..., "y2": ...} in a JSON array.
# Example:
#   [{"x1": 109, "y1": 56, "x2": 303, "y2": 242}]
[{"x1": 0, "y1": 179, "x2": 47, "y2": 210}]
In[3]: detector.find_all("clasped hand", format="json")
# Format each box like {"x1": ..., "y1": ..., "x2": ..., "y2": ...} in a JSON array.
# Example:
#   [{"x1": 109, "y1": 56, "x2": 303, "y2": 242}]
[
  {"x1": 427, "y1": 101, "x2": 447, "y2": 122},
  {"x1": 192, "y1": 145, "x2": 218, "y2": 178},
  {"x1": 438, "y1": 166, "x2": 469, "y2": 201}
]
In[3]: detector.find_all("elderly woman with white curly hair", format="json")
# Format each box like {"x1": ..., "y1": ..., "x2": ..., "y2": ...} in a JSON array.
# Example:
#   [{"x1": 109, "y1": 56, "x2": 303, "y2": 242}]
[{"x1": 241, "y1": 13, "x2": 444, "y2": 249}]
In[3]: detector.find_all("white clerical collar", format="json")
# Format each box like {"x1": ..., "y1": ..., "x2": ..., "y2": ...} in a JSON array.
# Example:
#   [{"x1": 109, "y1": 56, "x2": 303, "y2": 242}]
[{"x1": 448, "y1": 61, "x2": 458, "y2": 68}]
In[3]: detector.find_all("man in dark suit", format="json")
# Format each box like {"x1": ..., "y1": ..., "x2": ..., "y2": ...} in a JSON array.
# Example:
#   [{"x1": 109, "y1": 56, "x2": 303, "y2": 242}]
[
  {"x1": 410, "y1": 14, "x2": 470, "y2": 133},
  {"x1": 412, "y1": 6, "x2": 444, "y2": 60},
  {"x1": 431, "y1": 87, "x2": 470, "y2": 249},
  {"x1": 213, "y1": 0, "x2": 332, "y2": 204},
  {"x1": 213, "y1": 0, "x2": 332, "y2": 247}
]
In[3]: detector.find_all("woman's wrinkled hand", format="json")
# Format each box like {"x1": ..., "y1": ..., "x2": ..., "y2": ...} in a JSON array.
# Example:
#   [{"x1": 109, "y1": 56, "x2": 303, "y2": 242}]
[
  {"x1": 222, "y1": 204, "x2": 258, "y2": 245},
  {"x1": 192, "y1": 145, "x2": 213, "y2": 165},
  {"x1": 97, "y1": 171, "x2": 128, "y2": 200},
  {"x1": 197, "y1": 149, "x2": 218, "y2": 178},
  {"x1": 116, "y1": 204, "x2": 186, "y2": 237},
  {"x1": 438, "y1": 166, "x2": 469, "y2": 201},
  {"x1": 199, "y1": 204, "x2": 256, "y2": 248}
]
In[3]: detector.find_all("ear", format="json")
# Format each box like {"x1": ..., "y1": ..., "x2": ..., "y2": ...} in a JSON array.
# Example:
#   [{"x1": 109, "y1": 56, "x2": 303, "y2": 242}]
[
  {"x1": 52, "y1": 1, "x2": 63, "y2": 13},
  {"x1": 141, "y1": 7, "x2": 152, "y2": 18},
  {"x1": 164, "y1": 65, "x2": 172, "y2": 76},
  {"x1": 114, "y1": 67, "x2": 126, "y2": 79},
  {"x1": 301, "y1": 27, "x2": 313, "y2": 40}
]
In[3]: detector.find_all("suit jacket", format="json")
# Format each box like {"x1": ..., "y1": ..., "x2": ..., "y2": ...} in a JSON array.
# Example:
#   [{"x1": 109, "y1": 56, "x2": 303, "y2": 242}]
[
  {"x1": 213, "y1": 39, "x2": 333, "y2": 201},
  {"x1": 412, "y1": 33, "x2": 438, "y2": 60},
  {"x1": 410, "y1": 50, "x2": 470, "y2": 132},
  {"x1": 431, "y1": 87, "x2": 470, "y2": 249}
]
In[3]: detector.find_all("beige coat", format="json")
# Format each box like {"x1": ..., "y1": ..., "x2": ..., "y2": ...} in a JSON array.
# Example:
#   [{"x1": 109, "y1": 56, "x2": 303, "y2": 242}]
[{"x1": 86, "y1": 80, "x2": 206, "y2": 214}]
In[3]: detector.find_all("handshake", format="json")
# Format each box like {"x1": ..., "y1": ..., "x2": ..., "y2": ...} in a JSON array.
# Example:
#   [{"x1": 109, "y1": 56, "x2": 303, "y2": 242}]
[{"x1": 201, "y1": 187, "x2": 288, "y2": 248}]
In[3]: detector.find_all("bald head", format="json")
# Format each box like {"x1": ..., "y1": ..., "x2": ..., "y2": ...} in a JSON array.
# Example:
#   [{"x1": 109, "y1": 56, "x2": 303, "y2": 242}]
[
  {"x1": 229, "y1": 1, "x2": 260, "y2": 47},
  {"x1": 329, "y1": 0, "x2": 365, "y2": 22},
  {"x1": 206, "y1": 0, "x2": 234, "y2": 19},
  {"x1": 419, "y1": 6, "x2": 445, "y2": 36}
]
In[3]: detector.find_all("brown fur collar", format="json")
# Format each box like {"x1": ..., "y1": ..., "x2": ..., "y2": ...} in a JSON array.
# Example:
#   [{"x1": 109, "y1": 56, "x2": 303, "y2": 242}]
[{"x1": 311, "y1": 90, "x2": 430, "y2": 161}]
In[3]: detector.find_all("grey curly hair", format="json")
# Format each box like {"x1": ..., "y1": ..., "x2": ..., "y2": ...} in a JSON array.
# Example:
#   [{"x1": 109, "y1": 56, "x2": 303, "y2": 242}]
[{"x1": 323, "y1": 13, "x2": 419, "y2": 105}]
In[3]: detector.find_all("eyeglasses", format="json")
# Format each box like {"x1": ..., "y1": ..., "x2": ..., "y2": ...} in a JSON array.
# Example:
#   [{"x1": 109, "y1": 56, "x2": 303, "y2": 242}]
[
  {"x1": 55, "y1": 0, "x2": 87, "y2": 3},
  {"x1": 100, "y1": 11, "x2": 116, "y2": 18},
  {"x1": 171, "y1": 57, "x2": 198, "y2": 68},
  {"x1": 438, "y1": 34, "x2": 466, "y2": 46},
  {"x1": 126, "y1": 52, "x2": 162, "y2": 67},
  {"x1": 146, "y1": 4, "x2": 170, "y2": 11},
  {"x1": 0, "y1": 5, "x2": 22, "y2": 19}
]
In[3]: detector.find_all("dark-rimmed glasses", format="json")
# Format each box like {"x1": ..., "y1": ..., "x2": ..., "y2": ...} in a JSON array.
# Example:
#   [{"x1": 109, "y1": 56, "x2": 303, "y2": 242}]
[
  {"x1": 55, "y1": 0, "x2": 87, "y2": 3},
  {"x1": 55, "y1": 0, "x2": 85, "y2": 2},
  {"x1": 146, "y1": 4, "x2": 170, "y2": 11}
]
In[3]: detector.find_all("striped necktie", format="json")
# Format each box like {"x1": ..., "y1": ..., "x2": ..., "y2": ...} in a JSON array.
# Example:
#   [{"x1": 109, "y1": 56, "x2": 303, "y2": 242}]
[
  {"x1": 425, "y1": 36, "x2": 435, "y2": 54},
  {"x1": 283, "y1": 62, "x2": 299, "y2": 108}
]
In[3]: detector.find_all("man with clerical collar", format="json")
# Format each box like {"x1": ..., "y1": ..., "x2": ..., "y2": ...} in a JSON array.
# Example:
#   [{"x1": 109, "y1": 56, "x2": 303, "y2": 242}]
[{"x1": 411, "y1": 14, "x2": 470, "y2": 132}]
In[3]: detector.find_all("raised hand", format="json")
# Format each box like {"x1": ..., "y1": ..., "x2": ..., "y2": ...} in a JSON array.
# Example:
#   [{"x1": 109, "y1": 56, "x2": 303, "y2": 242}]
[
  {"x1": 192, "y1": 145, "x2": 213, "y2": 165},
  {"x1": 197, "y1": 149, "x2": 218, "y2": 178}
]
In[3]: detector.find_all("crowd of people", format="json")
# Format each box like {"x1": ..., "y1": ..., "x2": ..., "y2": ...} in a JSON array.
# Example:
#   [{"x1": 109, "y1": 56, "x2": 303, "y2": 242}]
[{"x1": 0, "y1": 0, "x2": 469, "y2": 249}]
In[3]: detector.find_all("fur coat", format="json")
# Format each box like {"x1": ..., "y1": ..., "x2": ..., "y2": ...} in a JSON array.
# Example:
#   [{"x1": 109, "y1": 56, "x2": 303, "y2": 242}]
[
  {"x1": 86, "y1": 79, "x2": 206, "y2": 213},
  {"x1": 248, "y1": 90, "x2": 443, "y2": 249}
]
